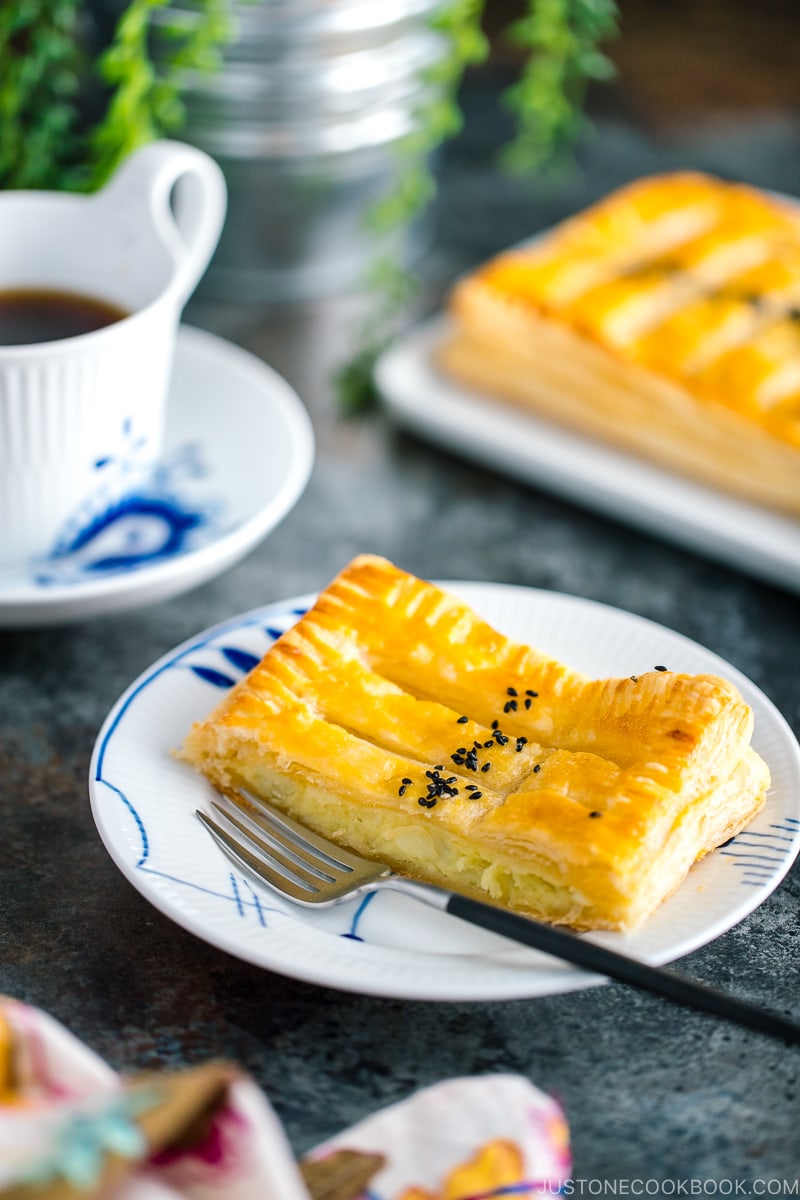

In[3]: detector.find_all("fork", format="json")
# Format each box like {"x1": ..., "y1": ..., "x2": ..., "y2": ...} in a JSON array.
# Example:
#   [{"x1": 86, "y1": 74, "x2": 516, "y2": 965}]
[{"x1": 197, "y1": 788, "x2": 800, "y2": 1045}]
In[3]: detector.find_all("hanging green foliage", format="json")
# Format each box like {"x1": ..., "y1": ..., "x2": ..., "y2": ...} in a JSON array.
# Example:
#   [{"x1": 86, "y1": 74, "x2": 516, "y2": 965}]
[
  {"x1": 86, "y1": 0, "x2": 233, "y2": 191},
  {"x1": 0, "y1": 0, "x2": 85, "y2": 190},
  {"x1": 336, "y1": 0, "x2": 492, "y2": 414},
  {"x1": 0, "y1": 0, "x2": 232, "y2": 193},
  {"x1": 500, "y1": 0, "x2": 619, "y2": 175},
  {"x1": 335, "y1": 0, "x2": 619, "y2": 412}
]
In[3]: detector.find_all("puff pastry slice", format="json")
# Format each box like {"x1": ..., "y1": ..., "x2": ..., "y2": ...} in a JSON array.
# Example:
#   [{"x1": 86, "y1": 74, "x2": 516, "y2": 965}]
[
  {"x1": 438, "y1": 172, "x2": 800, "y2": 515},
  {"x1": 181, "y1": 555, "x2": 769, "y2": 931}
]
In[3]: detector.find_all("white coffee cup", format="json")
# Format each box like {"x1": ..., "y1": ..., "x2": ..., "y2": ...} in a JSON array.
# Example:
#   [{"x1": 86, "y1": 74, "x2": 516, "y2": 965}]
[{"x1": 0, "y1": 140, "x2": 227, "y2": 567}]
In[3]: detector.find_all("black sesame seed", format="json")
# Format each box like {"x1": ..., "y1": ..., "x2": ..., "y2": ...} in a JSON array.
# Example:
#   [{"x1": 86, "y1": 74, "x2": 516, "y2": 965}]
[
  {"x1": 398, "y1": 785, "x2": 407, "y2": 796},
  {"x1": 630, "y1": 675, "x2": 638, "y2": 682},
  {"x1": 401, "y1": 777, "x2": 412, "y2": 786},
  {"x1": 533, "y1": 764, "x2": 541, "y2": 773},
  {"x1": 471, "y1": 791, "x2": 483, "y2": 800},
  {"x1": 465, "y1": 783, "x2": 477, "y2": 791},
  {"x1": 507, "y1": 687, "x2": 518, "y2": 697},
  {"x1": 494, "y1": 732, "x2": 509, "y2": 746},
  {"x1": 434, "y1": 764, "x2": 444, "y2": 771},
  {"x1": 516, "y1": 736, "x2": 527, "y2": 752},
  {"x1": 503, "y1": 699, "x2": 518, "y2": 713},
  {"x1": 457, "y1": 715, "x2": 469, "y2": 723},
  {"x1": 588, "y1": 810, "x2": 602, "y2": 818},
  {"x1": 481, "y1": 762, "x2": 491, "y2": 772},
  {"x1": 491, "y1": 720, "x2": 499, "y2": 730},
  {"x1": 457, "y1": 747, "x2": 467, "y2": 755},
  {"x1": 484, "y1": 740, "x2": 495, "y2": 748},
  {"x1": 525, "y1": 690, "x2": 538, "y2": 697},
  {"x1": 524, "y1": 698, "x2": 532, "y2": 710},
  {"x1": 654, "y1": 665, "x2": 668, "y2": 672}
]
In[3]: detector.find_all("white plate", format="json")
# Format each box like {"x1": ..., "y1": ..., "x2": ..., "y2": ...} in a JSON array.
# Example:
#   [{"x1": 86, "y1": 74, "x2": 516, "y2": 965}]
[
  {"x1": 376, "y1": 317, "x2": 800, "y2": 595},
  {"x1": 0, "y1": 326, "x2": 314, "y2": 627},
  {"x1": 89, "y1": 582, "x2": 800, "y2": 1002}
]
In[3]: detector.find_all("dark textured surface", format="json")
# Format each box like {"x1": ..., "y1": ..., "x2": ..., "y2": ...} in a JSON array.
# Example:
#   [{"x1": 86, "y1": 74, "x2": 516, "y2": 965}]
[{"x1": 2, "y1": 72, "x2": 800, "y2": 1182}]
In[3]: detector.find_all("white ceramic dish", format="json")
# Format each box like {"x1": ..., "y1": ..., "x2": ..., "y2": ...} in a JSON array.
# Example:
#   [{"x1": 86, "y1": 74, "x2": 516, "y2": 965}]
[
  {"x1": 89, "y1": 582, "x2": 800, "y2": 1002},
  {"x1": 0, "y1": 326, "x2": 314, "y2": 626},
  {"x1": 375, "y1": 316, "x2": 800, "y2": 595}
]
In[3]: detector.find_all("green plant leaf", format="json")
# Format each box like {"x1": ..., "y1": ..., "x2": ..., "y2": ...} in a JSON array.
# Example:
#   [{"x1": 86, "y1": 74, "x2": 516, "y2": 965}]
[{"x1": 336, "y1": 0, "x2": 618, "y2": 412}]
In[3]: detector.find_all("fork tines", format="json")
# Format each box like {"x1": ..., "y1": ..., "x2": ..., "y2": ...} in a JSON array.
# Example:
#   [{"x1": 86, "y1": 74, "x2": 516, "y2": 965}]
[{"x1": 196, "y1": 787, "x2": 388, "y2": 905}]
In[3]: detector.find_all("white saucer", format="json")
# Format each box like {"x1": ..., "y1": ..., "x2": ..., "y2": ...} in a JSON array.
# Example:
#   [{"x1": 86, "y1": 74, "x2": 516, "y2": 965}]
[{"x1": 0, "y1": 326, "x2": 314, "y2": 627}]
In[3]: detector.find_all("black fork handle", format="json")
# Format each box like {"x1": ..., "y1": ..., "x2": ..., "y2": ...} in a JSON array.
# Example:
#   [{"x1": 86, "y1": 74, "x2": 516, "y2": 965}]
[{"x1": 445, "y1": 892, "x2": 800, "y2": 1045}]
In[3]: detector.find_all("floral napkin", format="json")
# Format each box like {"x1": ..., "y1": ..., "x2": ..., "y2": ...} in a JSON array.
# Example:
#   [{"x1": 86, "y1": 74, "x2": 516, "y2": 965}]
[{"x1": 0, "y1": 997, "x2": 570, "y2": 1199}]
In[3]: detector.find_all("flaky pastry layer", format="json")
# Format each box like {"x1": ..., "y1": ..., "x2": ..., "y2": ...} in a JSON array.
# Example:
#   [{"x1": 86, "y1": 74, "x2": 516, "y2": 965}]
[
  {"x1": 438, "y1": 172, "x2": 800, "y2": 515},
  {"x1": 182, "y1": 555, "x2": 769, "y2": 931}
]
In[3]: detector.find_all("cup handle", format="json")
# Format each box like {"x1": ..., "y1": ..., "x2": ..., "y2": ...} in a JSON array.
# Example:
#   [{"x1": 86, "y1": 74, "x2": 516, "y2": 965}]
[{"x1": 97, "y1": 140, "x2": 227, "y2": 306}]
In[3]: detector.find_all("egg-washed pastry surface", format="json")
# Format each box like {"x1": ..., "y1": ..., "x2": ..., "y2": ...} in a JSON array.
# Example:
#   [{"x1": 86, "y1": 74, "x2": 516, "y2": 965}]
[
  {"x1": 438, "y1": 172, "x2": 800, "y2": 515},
  {"x1": 182, "y1": 554, "x2": 769, "y2": 932}
]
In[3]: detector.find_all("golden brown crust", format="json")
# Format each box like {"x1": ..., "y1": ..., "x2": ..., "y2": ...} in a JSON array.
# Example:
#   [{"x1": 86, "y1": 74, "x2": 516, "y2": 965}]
[
  {"x1": 438, "y1": 172, "x2": 800, "y2": 513},
  {"x1": 182, "y1": 555, "x2": 769, "y2": 931}
]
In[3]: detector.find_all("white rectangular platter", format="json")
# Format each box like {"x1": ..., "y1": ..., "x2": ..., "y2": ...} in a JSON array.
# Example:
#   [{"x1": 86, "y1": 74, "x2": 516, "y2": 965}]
[{"x1": 376, "y1": 315, "x2": 800, "y2": 595}]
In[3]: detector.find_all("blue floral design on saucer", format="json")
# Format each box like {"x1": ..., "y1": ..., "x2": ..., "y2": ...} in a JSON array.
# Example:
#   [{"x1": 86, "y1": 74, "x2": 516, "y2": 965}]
[{"x1": 34, "y1": 442, "x2": 225, "y2": 586}]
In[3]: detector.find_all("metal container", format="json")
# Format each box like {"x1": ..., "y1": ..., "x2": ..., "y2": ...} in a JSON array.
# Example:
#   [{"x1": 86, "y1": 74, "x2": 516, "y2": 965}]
[{"x1": 153, "y1": 0, "x2": 448, "y2": 301}]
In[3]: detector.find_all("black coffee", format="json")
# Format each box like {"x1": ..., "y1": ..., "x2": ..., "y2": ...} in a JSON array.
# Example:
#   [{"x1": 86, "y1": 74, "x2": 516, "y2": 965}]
[{"x1": 0, "y1": 288, "x2": 129, "y2": 345}]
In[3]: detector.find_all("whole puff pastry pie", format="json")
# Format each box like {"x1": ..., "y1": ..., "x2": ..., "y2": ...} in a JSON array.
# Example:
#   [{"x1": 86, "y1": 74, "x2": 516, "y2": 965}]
[
  {"x1": 438, "y1": 172, "x2": 800, "y2": 515},
  {"x1": 182, "y1": 555, "x2": 769, "y2": 932}
]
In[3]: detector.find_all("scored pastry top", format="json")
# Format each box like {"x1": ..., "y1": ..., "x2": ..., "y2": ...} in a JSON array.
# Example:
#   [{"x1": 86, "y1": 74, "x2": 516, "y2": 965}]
[
  {"x1": 449, "y1": 172, "x2": 800, "y2": 448},
  {"x1": 183, "y1": 555, "x2": 769, "y2": 930}
]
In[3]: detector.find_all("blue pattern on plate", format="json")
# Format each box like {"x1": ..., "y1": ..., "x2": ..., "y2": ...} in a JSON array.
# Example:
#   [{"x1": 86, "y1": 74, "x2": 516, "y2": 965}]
[
  {"x1": 190, "y1": 665, "x2": 239, "y2": 689},
  {"x1": 720, "y1": 817, "x2": 800, "y2": 886},
  {"x1": 88, "y1": 602, "x2": 388, "y2": 939},
  {"x1": 221, "y1": 646, "x2": 262, "y2": 674},
  {"x1": 34, "y1": 443, "x2": 223, "y2": 586}
]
